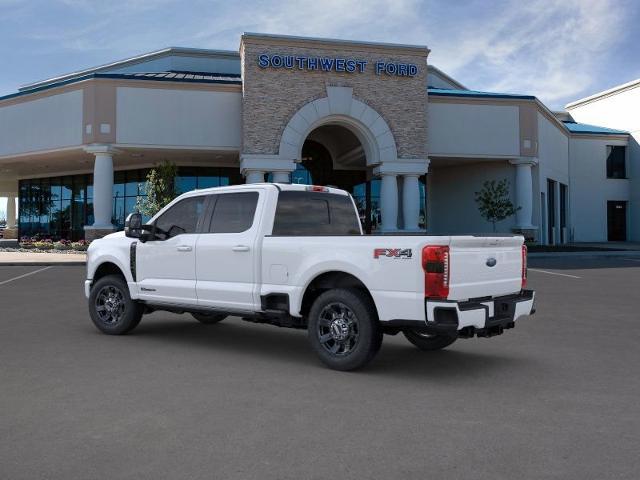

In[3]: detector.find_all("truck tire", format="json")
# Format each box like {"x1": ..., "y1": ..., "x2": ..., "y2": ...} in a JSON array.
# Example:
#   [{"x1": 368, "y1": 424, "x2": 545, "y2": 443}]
[
  {"x1": 89, "y1": 274, "x2": 144, "y2": 335},
  {"x1": 308, "y1": 288, "x2": 382, "y2": 371},
  {"x1": 191, "y1": 312, "x2": 227, "y2": 324},
  {"x1": 403, "y1": 330, "x2": 457, "y2": 351}
]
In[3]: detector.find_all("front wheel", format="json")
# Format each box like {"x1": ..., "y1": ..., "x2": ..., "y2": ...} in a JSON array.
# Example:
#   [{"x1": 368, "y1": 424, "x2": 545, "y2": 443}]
[
  {"x1": 89, "y1": 275, "x2": 143, "y2": 335},
  {"x1": 308, "y1": 289, "x2": 382, "y2": 371},
  {"x1": 403, "y1": 330, "x2": 457, "y2": 351}
]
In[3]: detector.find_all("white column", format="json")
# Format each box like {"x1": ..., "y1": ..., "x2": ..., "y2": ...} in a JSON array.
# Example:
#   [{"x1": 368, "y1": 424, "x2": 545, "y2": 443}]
[
  {"x1": 92, "y1": 153, "x2": 114, "y2": 228},
  {"x1": 402, "y1": 174, "x2": 421, "y2": 231},
  {"x1": 379, "y1": 173, "x2": 398, "y2": 232},
  {"x1": 245, "y1": 170, "x2": 265, "y2": 184},
  {"x1": 6, "y1": 195, "x2": 16, "y2": 229},
  {"x1": 510, "y1": 158, "x2": 537, "y2": 229},
  {"x1": 241, "y1": 154, "x2": 295, "y2": 185},
  {"x1": 272, "y1": 171, "x2": 290, "y2": 183},
  {"x1": 84, "y1": 145, "x2": 117, "y2": 232}
]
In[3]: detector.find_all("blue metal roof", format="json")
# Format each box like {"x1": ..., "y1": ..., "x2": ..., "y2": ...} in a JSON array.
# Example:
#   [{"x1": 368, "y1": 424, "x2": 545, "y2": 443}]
[
  {"x1": 428, "y1": 87, "x2": 536, "y2": 100},
  {"x1": 562, "y1": 121, "x2": 628, "y2": 135},
  {"x1": 0, "y1": 71, "x2": 242, "y2": 102},
  {"x1": 119, "y1": 71, "x2": 241, "y2": 82}
]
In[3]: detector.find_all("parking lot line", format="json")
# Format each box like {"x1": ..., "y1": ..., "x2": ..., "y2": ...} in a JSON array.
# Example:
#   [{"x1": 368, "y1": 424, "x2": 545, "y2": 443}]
[
  {"x1": 528, "y1": 268, "x2": 581, "y2": 279},
  {"x1": 0, "y1": 266, "x2": 52, "y2": 286}
]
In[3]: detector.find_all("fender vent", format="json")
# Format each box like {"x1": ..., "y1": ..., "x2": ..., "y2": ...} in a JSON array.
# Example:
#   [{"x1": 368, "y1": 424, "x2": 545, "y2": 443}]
[{"x1": 130, "y1": 242, "x2": 137, "y2": 282}]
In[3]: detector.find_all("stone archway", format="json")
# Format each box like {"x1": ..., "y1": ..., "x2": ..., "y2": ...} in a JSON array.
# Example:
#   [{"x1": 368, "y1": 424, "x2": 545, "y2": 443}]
[{"x1": 278, "y1": 86, "x2": 398, "y2": 166}]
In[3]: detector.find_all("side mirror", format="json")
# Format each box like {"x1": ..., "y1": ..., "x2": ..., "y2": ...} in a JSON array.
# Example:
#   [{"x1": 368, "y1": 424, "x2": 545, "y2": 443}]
[{"x1": 124, "y1": 213, "x2": 143, "y2": 238}]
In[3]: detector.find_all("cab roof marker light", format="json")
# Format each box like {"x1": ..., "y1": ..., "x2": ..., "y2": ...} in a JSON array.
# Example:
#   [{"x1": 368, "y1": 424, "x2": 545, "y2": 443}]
[{"x1": 306, "y1": 186, "x2": 329, "y2": 192}]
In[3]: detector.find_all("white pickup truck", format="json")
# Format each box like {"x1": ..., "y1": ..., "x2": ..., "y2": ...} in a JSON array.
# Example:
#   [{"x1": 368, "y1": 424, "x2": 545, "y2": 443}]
[{"x1": 85, "y1": 183, "x2": 535, "y2": 370}]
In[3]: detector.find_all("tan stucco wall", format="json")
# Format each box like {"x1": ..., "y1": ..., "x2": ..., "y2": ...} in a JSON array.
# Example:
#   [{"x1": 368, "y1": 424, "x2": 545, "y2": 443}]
[{"x1": 240, "y1": 35, "x2": 429, "y2": 160}]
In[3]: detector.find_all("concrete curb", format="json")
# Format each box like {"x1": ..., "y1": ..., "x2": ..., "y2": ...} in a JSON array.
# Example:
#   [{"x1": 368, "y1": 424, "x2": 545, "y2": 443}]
[{"x1": 529, "y1": 251, "x2": 640, "y2": 258}]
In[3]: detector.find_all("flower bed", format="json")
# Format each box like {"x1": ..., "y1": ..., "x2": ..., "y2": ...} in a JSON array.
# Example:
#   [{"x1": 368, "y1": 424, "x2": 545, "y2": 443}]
[{"x1": 3, "y1": 236, "x2": 92, "y2": 254}]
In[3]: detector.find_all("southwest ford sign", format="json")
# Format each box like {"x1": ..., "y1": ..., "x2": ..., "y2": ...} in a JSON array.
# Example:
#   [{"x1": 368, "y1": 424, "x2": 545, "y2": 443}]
[{"x1": 257, "y1": 54, "x2": 418, "y2": 77}]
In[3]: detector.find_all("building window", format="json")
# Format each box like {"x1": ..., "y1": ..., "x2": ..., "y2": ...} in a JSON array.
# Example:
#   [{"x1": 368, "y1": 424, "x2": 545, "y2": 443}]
[
  {"x1": 18, "y1": 166, "x2": 242, "y2": 240},
  {"x1": 606, "y1": 146, "x2": 626, "y2": 179}
]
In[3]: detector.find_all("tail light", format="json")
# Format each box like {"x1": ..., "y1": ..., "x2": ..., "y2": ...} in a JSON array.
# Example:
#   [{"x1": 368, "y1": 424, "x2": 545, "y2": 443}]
[
  {"x1": 521, "y1": 244, "x2": 528, "y2": 289},
  {"x1": 422, "y1": 245, "x2": 450, "y2": 299}
]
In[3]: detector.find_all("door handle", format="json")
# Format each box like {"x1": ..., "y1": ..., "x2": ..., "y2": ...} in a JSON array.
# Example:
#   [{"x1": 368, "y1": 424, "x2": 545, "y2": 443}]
[
  {"x1": 232, "y1": 245, "x2": 250, "y2": 252},
  {"x1": 177, "y1": 245, "x2": 193, "y2": 252}
]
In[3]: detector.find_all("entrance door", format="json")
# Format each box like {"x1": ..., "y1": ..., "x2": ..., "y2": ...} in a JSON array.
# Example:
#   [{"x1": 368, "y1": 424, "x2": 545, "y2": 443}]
[
  {"x1": 560, "y1": 183, "x2": 568, "y2": 243},
  {"x1": 540, "y1": 193, "x2": 547, "y2": 244},
  {"x1": 547, "y1": 179, "x2": 556, "y2": 245},
  {"x1": 607, "y1": 201, "x2": 627, "y2": 241}
]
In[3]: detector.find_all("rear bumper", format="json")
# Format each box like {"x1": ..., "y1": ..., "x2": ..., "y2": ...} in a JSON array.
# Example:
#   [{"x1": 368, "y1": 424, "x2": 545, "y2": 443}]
[{"x1": 386, "y1": 290, "x2": 535, "y2": 338}]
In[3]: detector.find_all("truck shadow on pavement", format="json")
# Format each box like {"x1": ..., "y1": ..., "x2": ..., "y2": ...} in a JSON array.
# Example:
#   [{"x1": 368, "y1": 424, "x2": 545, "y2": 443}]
[{"x1": 128, "y1": 316, "x2": 533, "y2": 379}]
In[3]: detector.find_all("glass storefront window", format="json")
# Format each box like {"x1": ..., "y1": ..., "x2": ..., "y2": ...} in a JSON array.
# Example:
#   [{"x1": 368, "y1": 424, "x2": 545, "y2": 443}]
[
  {"x1": 113, "y1": 171, "x2": 126, "y2": 199},
  {"x1": 176, "y1": 175, "x2": 197, "y2": 194},
  {"x1": 17, "y1": 167, "x2": 247, "y2": 240}
]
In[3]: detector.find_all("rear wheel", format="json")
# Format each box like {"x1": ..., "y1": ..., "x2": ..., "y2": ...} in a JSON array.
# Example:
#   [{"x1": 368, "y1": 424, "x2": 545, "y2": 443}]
[
  {"x1": 191, "y1": 312, "x2": 227, "y2": 324},
  {"x1": 403, "y1": 330, "x2": 457, "y2": 351},
  {"x1": 308, "y1": 289, "x2": 382, "y2": 371},
  {"x1": 89, "y1": 275, "x2": 143, "y2": 335}
]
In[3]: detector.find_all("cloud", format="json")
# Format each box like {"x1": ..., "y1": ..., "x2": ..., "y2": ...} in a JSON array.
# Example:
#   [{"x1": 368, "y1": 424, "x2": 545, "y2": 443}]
[
  {"x1": 2, "y1": 0, "x2": 636, "y2": 108},
  {"x1": 423, "y1": 0, "x2": 632, "y2": 107},
  {"x1": 187, "y1": 0, "x2": 635, "y2": 107}
]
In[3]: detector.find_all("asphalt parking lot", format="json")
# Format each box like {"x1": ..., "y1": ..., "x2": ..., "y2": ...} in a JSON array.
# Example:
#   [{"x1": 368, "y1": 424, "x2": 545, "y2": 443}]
[{"x1": 1, "y1": 258, "x2": 639, "y2": 479}]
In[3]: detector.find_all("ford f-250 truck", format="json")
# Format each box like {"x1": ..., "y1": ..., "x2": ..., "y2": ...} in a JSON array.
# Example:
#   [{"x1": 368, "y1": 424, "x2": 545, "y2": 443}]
[{"x1": 85, "y1": 183, "x2": 535, "y2": 370}]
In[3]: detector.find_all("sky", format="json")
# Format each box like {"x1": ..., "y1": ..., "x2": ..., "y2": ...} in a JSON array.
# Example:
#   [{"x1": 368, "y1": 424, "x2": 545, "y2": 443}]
[{"x1": 1, "y1": 0, "x2": 640, "y2": 216}]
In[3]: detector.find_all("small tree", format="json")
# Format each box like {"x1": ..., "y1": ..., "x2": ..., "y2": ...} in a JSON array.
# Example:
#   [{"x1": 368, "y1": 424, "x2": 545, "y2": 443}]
[
  {"x1": 136, "y1": 161, "x2": 178, "y2": 217},
  {"x1": 474, "y1": 179, "x2": 520, "y2": 232}
]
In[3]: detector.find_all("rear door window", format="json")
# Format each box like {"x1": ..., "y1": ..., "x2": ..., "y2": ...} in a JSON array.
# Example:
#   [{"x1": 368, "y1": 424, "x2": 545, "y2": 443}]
[
  {"x1": 272, "y1": 191, "x2": 360, "y2": 235},
  {"x1": 208, "y1": 192, "x2": 259, "y2": 233}
]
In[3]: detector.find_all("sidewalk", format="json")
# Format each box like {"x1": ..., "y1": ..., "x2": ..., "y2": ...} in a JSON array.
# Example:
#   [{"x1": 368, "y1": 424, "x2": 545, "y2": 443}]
[
  {"x1": 569, "y1": 242, "x2": 640, "y2": 251},
  {"x1": 529, "y1": 242, "x2": 640, "y2": 258},
  {"x1": 0, "y1": 251, "x2": 86, "y2": 266}
]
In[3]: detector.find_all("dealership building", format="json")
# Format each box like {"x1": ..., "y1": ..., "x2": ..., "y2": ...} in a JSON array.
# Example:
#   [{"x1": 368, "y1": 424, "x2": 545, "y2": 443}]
[{"x1": 0, "y1": 33, "x2": 636, "y2": 243}]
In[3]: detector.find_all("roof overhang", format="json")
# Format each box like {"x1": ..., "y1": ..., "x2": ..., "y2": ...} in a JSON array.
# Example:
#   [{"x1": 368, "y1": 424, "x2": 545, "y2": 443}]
[
  {"x1": 19, "y1": 47, "x2": 240, "y2": 93},
  {"x1": 565, "y1": 78, "x2": 640, "y2": 109}
]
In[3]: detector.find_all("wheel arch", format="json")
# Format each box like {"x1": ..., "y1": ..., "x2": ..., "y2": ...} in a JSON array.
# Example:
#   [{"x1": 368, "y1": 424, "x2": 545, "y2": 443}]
[
  {"x1": 299, "y1": 270, "x2": 379, "y2": 320},
  {"x1": 92, "y1": 261, "x2": 127, "y2": 283}
]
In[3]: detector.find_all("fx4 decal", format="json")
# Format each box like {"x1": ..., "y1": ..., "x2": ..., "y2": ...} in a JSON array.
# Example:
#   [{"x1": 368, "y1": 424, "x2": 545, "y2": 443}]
[{"x1": 373, "y1": 248, "x2": 413, "y2": 259}]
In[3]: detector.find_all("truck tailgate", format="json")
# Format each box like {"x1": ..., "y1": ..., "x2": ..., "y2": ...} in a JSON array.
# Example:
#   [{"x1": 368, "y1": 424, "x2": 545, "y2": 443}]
[{"x1": 448, "y1": 236, "x2": 523, "y2": 300}]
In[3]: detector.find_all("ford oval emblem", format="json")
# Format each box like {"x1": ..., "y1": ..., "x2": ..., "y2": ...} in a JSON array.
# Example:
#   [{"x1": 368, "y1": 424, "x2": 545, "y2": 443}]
[{"x1": 486, "y1": 257, "x2": 497, "y2": 267}]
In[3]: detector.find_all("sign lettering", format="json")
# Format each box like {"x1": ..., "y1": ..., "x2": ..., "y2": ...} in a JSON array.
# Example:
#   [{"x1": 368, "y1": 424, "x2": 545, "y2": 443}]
[{"x1": 258, "y1": 54, "x2": 418, "y2": 77}]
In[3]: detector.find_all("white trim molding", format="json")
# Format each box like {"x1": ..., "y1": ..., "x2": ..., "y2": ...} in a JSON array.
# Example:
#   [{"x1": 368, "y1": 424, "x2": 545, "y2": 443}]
[{"x1": 278, "y1": 86, "x2": 398, "y2": 166}]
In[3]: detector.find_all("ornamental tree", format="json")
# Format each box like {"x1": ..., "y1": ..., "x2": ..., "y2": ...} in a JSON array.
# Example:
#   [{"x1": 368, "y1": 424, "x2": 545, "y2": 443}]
[
  {"x1": 474, "y1": 179, "x2": 520, "y2": 232},
  {"x1": 135, "y1": 160, "x2": 178, "y2": 217}
]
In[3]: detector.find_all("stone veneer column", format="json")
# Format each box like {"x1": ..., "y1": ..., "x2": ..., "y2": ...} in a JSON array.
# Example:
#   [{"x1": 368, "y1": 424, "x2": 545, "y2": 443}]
[
  {"x1": 84, "y1": 145, "x2": 117, "y2": 240},
  {"x1": 509, "y1": 157, "x2": 538, "y2": 230}
]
